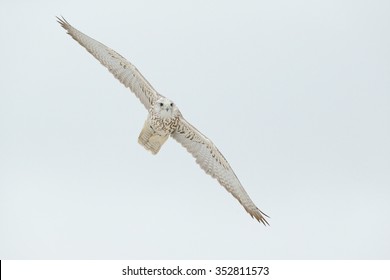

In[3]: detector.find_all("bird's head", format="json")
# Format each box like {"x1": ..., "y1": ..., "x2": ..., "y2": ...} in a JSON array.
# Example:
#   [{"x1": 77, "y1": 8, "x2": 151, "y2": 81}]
[{"x1": 153, "y1": 97, "x2": 180, "y2": 119}]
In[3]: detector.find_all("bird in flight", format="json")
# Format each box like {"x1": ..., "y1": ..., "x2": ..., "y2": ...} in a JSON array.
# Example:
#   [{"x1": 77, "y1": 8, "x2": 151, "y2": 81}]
[{"x1": 57, "y1": 17, "x2": 269, "y2": 225}]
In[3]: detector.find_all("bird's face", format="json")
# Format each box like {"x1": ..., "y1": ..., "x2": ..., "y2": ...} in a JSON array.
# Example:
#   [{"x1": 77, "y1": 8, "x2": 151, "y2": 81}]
[{"x1": 153, "y1": 98, "x2": 179, "y2": 119}]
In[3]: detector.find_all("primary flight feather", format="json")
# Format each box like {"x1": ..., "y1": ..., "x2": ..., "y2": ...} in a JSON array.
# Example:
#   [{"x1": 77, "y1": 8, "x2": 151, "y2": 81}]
[{"x1": 57, "y1": 17, "x2": 269, "y2": 225}]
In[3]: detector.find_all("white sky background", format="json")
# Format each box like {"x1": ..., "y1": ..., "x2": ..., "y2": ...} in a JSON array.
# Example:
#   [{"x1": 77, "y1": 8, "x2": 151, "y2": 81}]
[{"x1": 0, "y1": 0, "x2": 389, "y2": 259}]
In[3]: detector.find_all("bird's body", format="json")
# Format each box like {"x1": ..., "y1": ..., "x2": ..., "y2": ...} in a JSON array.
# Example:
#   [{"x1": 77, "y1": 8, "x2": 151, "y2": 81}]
[
  {"x1": 139, "y1": 98, "x2": 181, "y2": 154},
  {"x1": 57, "y1": 17, "x2": 269, "y2": 225}
]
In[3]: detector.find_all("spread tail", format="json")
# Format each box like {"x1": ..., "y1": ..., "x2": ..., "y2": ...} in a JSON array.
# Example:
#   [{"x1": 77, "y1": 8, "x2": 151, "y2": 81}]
[{"x1": 138, "y1": 122, "x2": 169, "y2": 155}]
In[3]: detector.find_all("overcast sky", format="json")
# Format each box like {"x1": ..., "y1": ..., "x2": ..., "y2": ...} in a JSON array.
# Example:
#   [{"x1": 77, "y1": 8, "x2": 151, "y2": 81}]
[{"x1": 1, "y1": 0, "x2": 389, "y2": 259}]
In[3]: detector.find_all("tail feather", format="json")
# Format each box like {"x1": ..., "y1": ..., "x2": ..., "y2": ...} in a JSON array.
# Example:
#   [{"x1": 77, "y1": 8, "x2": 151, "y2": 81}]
[{"x1": 138, "y1": 122, "x2": 169, "y2": 154}]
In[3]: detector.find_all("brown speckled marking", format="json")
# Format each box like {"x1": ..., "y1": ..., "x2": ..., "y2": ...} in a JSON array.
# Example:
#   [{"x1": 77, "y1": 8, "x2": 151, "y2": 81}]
[{"x1": 149, "y1": 108, "x2": 180, "y2": 136}]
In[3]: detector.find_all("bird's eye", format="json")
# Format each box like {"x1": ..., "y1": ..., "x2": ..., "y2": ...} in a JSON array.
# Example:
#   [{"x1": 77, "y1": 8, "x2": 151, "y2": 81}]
[
  {"x1": 170, "y1": 103, "x2": 173, "y2": 107},
  {"x1": 159, "y1": 103, "x2": 164, "y2": 107}
]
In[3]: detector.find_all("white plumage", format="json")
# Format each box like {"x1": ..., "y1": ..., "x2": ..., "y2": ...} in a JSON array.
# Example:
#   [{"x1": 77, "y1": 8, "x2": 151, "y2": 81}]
[{"x1": 57, "y1": 17, "x2": 269, "y2": 225}]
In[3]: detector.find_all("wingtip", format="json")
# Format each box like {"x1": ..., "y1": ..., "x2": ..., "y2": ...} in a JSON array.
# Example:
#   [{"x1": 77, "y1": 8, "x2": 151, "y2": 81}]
[
  {"x1": 56, "y1": 15, "x2": 70, "y2": 29},
  {"x1": 252, "y1": 209, "x2": 270, "y2": 226}
]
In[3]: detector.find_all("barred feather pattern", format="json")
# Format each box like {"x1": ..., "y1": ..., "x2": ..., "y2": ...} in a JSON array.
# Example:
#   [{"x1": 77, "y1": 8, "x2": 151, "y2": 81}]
[
  {"x1": 173, "y1": 118, "x2": 269, "y2": 225},
  {"x1": 57, "y1": 16, "x2": 161, "y2": 110}
]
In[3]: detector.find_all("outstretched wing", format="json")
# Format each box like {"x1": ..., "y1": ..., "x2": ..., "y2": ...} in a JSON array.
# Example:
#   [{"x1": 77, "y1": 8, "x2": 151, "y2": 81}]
[
  {"x1": 57, "y1": 17, "x2": 161, "y2": 110},
  {"x1": 172, "y1": 117, "x2": 269, "y2": 225}
]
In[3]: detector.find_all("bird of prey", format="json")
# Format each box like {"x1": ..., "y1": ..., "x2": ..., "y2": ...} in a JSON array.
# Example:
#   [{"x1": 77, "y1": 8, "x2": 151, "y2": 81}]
[{"x1": 57, "y1": 17, "x2": 269, "y2": 225}]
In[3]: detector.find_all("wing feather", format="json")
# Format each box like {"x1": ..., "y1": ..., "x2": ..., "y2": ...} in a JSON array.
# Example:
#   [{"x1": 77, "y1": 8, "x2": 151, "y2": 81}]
[
  {"x1": 57, "y1": 16, "x2": 161, "y2": 110},
  {"x1": 172, "y1": 118, "x2": 269, "y2": 225}
]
